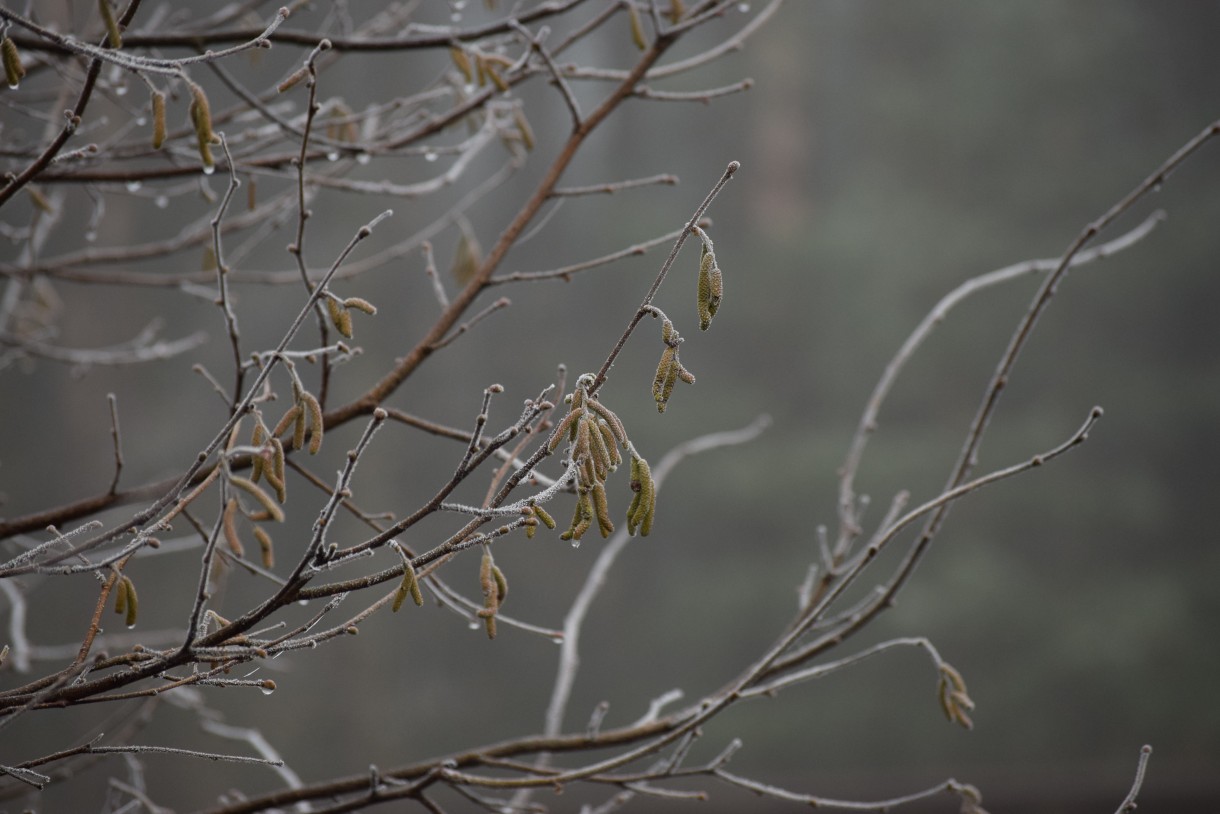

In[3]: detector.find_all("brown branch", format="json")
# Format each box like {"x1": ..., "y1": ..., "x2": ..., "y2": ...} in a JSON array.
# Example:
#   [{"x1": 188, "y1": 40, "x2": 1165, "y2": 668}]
[{"x1": 322, "y1": 26, "x2": 682, "y2": 428}]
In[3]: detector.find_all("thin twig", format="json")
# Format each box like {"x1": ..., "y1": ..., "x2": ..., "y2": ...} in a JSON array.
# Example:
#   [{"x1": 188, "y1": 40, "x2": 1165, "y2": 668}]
[
  {"x1": 592, "y1": 160, "x2": 739, "y2": 392},
  {"x1": 1113, "y1": 745, "x2": 1153, "y2": 814}
]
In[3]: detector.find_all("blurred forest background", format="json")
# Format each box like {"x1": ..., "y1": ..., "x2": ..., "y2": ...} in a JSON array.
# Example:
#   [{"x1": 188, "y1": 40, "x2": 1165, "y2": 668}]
[{"x1": 2, "y1": 1, "x2": 1219, "y2": 811}]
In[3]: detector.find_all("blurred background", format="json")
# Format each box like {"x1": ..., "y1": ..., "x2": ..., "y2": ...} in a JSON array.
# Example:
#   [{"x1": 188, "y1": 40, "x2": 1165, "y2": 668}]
[{"x1": 2, "y1": 1, "x2": 1219, "y2": 811}]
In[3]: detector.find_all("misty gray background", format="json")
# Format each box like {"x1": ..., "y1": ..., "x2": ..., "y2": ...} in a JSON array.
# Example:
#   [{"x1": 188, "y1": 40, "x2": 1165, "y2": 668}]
[{"x1": 2, "y1": 2, "x2": 1219, "y2": 811}]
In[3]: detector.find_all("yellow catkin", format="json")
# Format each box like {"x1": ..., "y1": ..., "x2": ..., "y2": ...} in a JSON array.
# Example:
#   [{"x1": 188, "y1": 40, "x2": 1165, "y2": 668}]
[
  {"x1": 150, "y1": 90, "x2": 166, "y2": 149},
  {"x1": 121, "y1": 576, "x2": 138, "y2": 627},
  {"x1": 697, "y1": 246, "x2": 716, "y2": 330},
  {"x1": 292, "y1": 401, "x2": 307, "y2": 451},
  {"x1": 627, "y1": 455, "x2": 656, "y2": 536},
  {"x1": 25, "y1": 186, "x2": 52, "y2": 214},
  {"x1": 652, "y1": 347, "x2": 677, "y2": 412},
  {"x1": 547, "y1": 409, "x2": 581, "y2": 453},
  {"x1": 113, "y1": 574, "x2": 128, "y2": 615},
  {"x1": 561, "y1": 492, "x2": 593, "y2": 541},
  {"x1": 342, "y1": 296, "x2": 377, "y2": 315},
  {"x1": 335, "y1": 307, "x2": 353, "y2": 338},
  {"x1": 513, "y1": 108, "x2": 534, "y2": 151},
  {"x1": 708, "y1": 264, "x2": 723, "y2": 323},
  {"x1": 449, "y1": 46, "x2": 473, "y2": 83},
  {"x1": 450, "y1": 232, "x2": 481, "y2": 286},
  {"x1": 592, "y1": 481, "x2": 613, "y2": 538},
  {"x1": 586, "y1": 398, "x2": 627, "y2": 448},
  {"x1": 300, "y1": 391, "x2": 324, "y2": 454},
  {"x1": 484, "y1": 62, "x2": 509, "y2": 92},
  {"x1": 187, "y1": 81, "x2": 216, "y2": 171},
  {"x1": 533, "y1": 504, "x2": 557, "y2": 530},
  {"x1": 269, "y1": 437, "x2": 286, "y2": 503},
  {"x1": 222, "y1": 498, "x2": 244, "y2": 557},
  {"x1": 272, "y1": 404, "x2": 302, "y2": 439},
  {"x1": 479, "y1": 550, "x2": 495, "y2": 605},
  {"x1": 278, "y1": 66, "x2": 309, "y2": 94},
  {"x1": 325, "y1": 296, "x2": 353, "y2": 338},
  {"x1": 637, "y1": 465, "x2": 656, "y2": 535},
  {"x1": 392, "y1": 562, "x2": 422, "y2": 612},
  {"x1": 188, "y1": 82, "x2": 213, "y2": 138},
  {"x1": 253, "y1": 526, "x2": 274, "y2": 568},
  {"x1": 478, "y1": 550, "x2": 499, "y2": 638},
  {"x1": 597, "y1": 421, "x2": 622, "y2": 467},
  {"x1": 230, "y1": 476, "x2": 285, "y2": 522},
  {"x1": 250, "y1": 423, "x2": 266, "y2": 483},
  {"x1": 99, "y1": 0, "x2": 122, "y2": 49},
  {"x1": 627, "y1": 2, "x2": 647, "y2": 50},
  {"x1": 574, "y1": 417, "x2": 593, "y2": 479},
  {"x1": 408, "y1": 567, "x2": 424, "y2": 606},
  {"x1": 492, "y1": 565, "x2": 508, "y2": 604},
  {"x1": 588, "y1": 417, "x2": 613, "y2": 480},
  {"x1": 2, "y1": 38, "x2": 25, "y2": 89}
]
